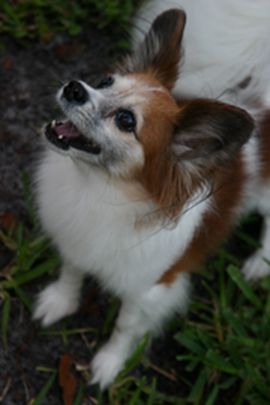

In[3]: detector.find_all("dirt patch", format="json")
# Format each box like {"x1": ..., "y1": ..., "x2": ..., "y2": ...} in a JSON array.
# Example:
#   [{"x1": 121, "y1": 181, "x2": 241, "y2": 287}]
[{"x1": 0, "y1": 29, "x2": 116, "y2": 216}]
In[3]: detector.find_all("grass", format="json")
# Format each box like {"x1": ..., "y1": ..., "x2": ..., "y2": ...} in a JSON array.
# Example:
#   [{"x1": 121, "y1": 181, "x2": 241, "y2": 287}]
[
  {"x1": 0, "y1": 0, "x2": 137, "y2": 46},
  {"x1": 174, "y1": 264, "x2": 270, "y2": 404},
  {"x1": 0, "y1": 189, "x2": 270, "y2": 404}
]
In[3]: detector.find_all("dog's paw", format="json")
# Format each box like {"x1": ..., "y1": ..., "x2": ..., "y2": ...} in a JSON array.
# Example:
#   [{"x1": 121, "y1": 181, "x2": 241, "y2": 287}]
[
  {"x1": 33, "y1": 282, "x2": 79, "y2": 326},
  {"x1": 91, "y1": 343, "x2": 126, "y2": 390},
  {"x1": 242, "y1": 252, "x2": 270, "y2": 281}
]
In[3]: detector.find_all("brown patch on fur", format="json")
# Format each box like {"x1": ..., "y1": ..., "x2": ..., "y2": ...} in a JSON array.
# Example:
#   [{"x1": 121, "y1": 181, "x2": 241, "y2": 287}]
[
  {"x1": 123, "y1": 73, "x2": 253, "y2": 226},
  {"x1": 134, "y1": 79, "x2": 253, "y2": 223},
  {"x1": 159, "y1": 154, "x2": 246, "y2": 284},
  {"x1": 133, "y1": 73, "x2": 198, "y2": 221},
  {"x1": 258, "y1": 110, "x2": 270, "y2": 181}
]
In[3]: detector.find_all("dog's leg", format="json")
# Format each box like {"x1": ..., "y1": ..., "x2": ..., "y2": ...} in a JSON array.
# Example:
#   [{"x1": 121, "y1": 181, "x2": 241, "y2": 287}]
[
  {"x1": 91, "y1": 273, "x2": 190, "y2": 389},
  {"x1": 33, "y1": 263, "x2": 83, "y2": 326},
  {"x1": 242, "y1": 215, "x2": 270, "y2": 280}
]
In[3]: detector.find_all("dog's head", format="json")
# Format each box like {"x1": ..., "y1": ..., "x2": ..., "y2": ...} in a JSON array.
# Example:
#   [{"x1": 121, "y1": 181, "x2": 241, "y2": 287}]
[{"x1": 46, "y1": 9, "x2": 254, "y2": 216}]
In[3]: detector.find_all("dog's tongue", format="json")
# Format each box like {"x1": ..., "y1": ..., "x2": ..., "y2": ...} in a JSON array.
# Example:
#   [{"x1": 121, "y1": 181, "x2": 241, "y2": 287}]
[{"x1": 54, "y1": 121, "x2": 81, "y2": 139}]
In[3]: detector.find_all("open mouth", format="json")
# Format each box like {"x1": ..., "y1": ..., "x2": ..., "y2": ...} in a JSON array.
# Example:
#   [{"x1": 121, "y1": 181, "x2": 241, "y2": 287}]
[{"x1": 45, "y1": 120, "x2": 101, "y2": 155}]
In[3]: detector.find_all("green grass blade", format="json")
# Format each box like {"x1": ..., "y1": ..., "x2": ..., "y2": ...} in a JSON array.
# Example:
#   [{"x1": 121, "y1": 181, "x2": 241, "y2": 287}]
[
  {"x1": 129, "y1": 377, "x2": 147, "y2": 405},
  {"x1": 188, "y1": 369, "x2": 207, "y2": 403},
  {"x1": 73, "y1": 382, "x2": 85, "y2": 405},
  {"x1": 227, "y1": 265, "x2": 262, "y2": 309},
  {"x1": 175, "y1": 333, "x2": 205, "y2": 356},
  {"x1": 118, "y1": 334, "x2": 149, "y2": 379},
  {"x1": 102, "y1": 298, "x2": 119, "y2": 336},
  {"x1": 222, "y1": 309, "x2": 247, "y2": 337},
  {"x1": 146, "y1": 378, "x2": 157, "y2": 405},
  {"x1": 205, "y1": 385, "x2": 219, "y2": 405},
  {"x1": 3, "y1": 257, "x2": 60, "y2": 289},
  {"x1": 234, "y1": 230, "x2": 261, "y2": 249},
  {"x1": 33, "y1": 372, "x2": 57, "y2": 405},
  {"x1": 206, "y1": 350, "x2": 238, "y2": 375},
  {"x1": 11, "y1": 282, "x2": 32, "y2": 312}
]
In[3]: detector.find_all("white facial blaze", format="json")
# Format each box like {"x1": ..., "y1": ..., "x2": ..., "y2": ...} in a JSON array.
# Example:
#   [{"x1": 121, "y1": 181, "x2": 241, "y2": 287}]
[{"x1": 54, "y1": 74, "x2": 164, "y2": 176}]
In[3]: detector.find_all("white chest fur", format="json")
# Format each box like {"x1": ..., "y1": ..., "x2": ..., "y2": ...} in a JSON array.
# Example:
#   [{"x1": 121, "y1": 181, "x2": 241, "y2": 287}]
[{"x1": 37, "y1": 150, "x2": 209, "y2": 298}]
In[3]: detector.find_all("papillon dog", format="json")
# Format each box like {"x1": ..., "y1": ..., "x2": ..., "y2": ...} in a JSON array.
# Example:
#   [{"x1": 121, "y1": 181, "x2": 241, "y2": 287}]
[{"x1": 33, "y1": 0, "x2": 270, "y2": 389}]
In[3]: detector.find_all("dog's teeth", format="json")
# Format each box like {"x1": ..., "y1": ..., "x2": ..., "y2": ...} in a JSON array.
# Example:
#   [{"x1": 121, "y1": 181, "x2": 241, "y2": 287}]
[
  {"x1": 51, "y1": 120, "x2": 56, "y2": 128},
  {"x1": 58, "y1": 135, "x2": 64, "y2": 140}
]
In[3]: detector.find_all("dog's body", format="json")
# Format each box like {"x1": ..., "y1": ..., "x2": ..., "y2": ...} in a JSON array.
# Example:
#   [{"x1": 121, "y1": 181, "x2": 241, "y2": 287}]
[
  {"x1": 34, "y1": 1, "x2": 270, "y2": 388},
  {"x1": 134, "y1": 0, "x2": 270, "y2": 103}
]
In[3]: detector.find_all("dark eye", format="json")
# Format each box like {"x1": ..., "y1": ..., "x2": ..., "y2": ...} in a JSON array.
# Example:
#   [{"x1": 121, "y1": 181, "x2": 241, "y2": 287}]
[
  {"x1": 115, "y1": 109, "x2": 137, "y2": 133},
  {"x1": 96, "y1": 76, "x2": 114, "y2": 89}
]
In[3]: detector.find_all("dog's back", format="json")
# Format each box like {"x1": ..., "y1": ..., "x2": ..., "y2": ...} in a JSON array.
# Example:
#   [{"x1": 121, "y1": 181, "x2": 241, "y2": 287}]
[{"x1": 134, "y1": 0, "x2": 270, "y2": 103}]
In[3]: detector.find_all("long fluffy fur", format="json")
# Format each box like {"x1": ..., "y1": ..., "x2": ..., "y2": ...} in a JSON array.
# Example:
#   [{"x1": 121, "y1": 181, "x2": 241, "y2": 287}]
[
  {"x1": 33, "y1": 1, "x2": 270, "y2": 389},
  {"x1": 133, "y1": 0, "x2": 270, "y2": 105}
]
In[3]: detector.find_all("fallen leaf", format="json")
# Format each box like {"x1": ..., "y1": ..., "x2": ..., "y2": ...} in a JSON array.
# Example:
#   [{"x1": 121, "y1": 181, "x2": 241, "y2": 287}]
[
  {"x1": 0, "y1": 212, "x2": 19, "y2": 233},
  {"x1": 59, "y1": 353, "x2": 78, "y2": 405},
  {"x1": 53, "y1": 41, "x2": 85, "y2": 62},
  {"x1": 2, "y1": 57, "x2": 14, "y2": 71},
  {"x1": 0, "y1": 131, "x2": 15, "y2": 142},
  {"x1": 41, "y1": 31, "x2": 54, "y2": 44}
]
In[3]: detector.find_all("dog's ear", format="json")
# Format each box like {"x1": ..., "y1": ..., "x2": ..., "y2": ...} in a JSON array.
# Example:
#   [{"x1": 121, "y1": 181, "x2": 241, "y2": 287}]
[
  {"x1": 172, "y1": 100, "x2": 254, "y2": 169},
  {"x1": 123, "y1": 9, "x2": 186, "y2": 89}
]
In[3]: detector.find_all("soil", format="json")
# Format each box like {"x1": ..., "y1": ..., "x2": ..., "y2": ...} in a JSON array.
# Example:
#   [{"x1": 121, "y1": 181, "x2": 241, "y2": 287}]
[
  {"x1": 0, "y1": 29, "x2": 115, "y2": 216},
  {"x1": 0, "y1": 27, "x2": 185, "y2": 404}
]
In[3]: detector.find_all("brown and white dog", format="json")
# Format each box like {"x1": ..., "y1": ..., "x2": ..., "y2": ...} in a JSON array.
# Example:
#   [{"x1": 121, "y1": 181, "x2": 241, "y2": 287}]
[{"x1": 34, "y1": 1, "x2": 270, "y2": 389}]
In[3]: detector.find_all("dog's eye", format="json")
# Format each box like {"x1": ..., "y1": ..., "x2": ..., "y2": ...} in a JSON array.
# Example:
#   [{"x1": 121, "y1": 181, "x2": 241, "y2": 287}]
[
  {"x1": 115, "y1": 109, "x2": 137, "y2": 133},
  {"x1": 96, "y1": 76, "x2": 114, "y2": 89}
]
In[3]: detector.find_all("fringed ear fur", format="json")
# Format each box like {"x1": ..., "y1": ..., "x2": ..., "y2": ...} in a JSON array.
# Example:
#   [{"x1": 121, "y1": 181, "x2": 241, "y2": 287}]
[
  {"x1": 122, "y1": 9, "x2": 186, "y2": 89},
  {"x1": 172, "y1": 100, "x2": 254, "y2": 170}
]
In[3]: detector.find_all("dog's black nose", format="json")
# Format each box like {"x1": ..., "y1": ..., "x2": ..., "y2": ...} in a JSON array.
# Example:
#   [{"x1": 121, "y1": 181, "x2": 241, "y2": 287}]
[{"x1": 63, "y1": 81, "x2": 88, "y2": 104}]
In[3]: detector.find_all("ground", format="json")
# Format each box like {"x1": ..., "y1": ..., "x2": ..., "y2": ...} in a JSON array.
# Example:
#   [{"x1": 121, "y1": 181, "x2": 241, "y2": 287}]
[{"x1": 0, "y1": 6, "x2": 270, "y2": 405}]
